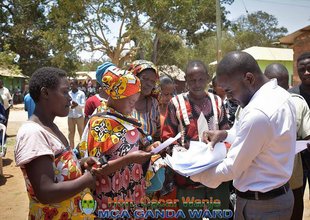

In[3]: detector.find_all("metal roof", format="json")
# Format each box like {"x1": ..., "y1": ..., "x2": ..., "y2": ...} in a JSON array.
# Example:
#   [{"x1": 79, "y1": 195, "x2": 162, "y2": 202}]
[
  {"x1": 0, "y1": 68, "x2": 28, "y2": 78},
  {"x1": 280, "y1": 25, "x2": 310, "y2": 45},
  {"x1": 75, "y1": 71, "x2": 96, "y2": 80},
  {"x1": 210, "y1": 46, "x2": 293, "y2": 65}
]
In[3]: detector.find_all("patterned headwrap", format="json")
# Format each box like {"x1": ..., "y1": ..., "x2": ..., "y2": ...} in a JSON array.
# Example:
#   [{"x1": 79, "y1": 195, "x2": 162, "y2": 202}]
[
  {"x1": 96, "y1": 62, "x2": 141, "y2": 100},
  {"x1": 127, "y1": 60, "x2": 160, "y2": 98}
]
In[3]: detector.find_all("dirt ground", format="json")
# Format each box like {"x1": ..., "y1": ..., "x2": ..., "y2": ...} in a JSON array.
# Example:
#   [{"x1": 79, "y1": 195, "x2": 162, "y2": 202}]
[{"x1": 0, "y1": 106, "x2": 310, "y2": 219}]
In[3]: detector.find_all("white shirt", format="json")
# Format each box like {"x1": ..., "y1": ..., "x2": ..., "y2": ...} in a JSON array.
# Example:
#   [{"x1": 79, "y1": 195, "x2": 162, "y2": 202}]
[
  {"x1": 68, "y1": 90, "x2": 85, "y2": 118},
  {"x1": 191, "y1": 79, "x2": 297, "y2": 192},
  {"x1": 0, "y1": 87, "x2": 12, "y2": 110},
  {"x1": 15, "y1": 121, "x2": 66, "y2": 167},
  {"x1": 291, "y1": 94, "x2": 310, "y2": 140}
]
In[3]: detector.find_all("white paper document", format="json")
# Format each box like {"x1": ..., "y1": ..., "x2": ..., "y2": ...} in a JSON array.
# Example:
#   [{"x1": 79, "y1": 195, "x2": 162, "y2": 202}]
[
  {"x1": 164, "y1": 141, "x2": 227, "y2": 177},
  {"x1": 197, "y1": 112, "x2": 209, "y2": 142},
  {"x1": 151, "y1": 132, "x2": 181, "y2": 154},
  {"x1": 295, "y1": 140, "x2": 310, "y2": 154}
]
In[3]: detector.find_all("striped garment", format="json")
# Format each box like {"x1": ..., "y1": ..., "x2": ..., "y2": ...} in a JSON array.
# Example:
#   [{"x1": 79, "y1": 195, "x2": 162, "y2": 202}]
[{"x1": 131, "y1": 96, "x2": 161, "y2": 146}]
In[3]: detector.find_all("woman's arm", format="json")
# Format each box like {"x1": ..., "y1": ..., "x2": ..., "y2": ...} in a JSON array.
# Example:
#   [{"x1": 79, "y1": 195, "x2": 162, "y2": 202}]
[
  {"x1": 94, "y1": 150, "x2": 153, "y2": 177},
  {"x1": 25, "y1": 155, "x2": 95, "y2": 204},
  {"x1": 26, "y1": 150, "x2": 152, "y2": 204}
]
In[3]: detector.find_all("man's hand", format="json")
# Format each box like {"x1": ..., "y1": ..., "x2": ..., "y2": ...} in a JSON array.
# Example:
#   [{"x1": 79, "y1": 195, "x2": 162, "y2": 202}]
[
  {"x1": 202, "y1": 130, "x2": 228, "y2": 150},
  {"x1": 71, "y1": 101, "x2": 78, "y2": 109}
]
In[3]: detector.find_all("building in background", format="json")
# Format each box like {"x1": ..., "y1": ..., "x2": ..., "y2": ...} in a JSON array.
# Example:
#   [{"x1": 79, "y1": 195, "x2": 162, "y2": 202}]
[
  {"x1": 210, "y1": 46, "x2": 293, "y2": 85},
  {"x1": 280, "y1": 25, "x2": 310, "y2": 86},
  {"x1": 0, "y1": 68, "x2": 28, "y2": 104}
]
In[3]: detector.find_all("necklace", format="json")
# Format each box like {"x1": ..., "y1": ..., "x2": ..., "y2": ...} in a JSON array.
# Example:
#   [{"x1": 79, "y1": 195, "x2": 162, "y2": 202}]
[{"x1": 189, "y1": 93, "x2": 208, "y2": 109}]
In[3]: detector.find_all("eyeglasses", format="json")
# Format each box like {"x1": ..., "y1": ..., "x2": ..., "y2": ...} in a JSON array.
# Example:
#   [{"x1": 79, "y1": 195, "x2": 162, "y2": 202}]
[{"x1": 298, "y1": 65, "x2": 310, "y2": 74}]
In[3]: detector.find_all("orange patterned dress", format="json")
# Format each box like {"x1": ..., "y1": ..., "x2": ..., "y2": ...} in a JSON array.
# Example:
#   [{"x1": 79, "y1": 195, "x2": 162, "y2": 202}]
[{"x1": 15, "y1": 121, "x2": 94, "y2": 220}]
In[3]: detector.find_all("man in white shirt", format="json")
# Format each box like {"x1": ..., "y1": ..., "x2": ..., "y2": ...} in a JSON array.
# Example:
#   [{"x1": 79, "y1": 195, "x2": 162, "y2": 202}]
[
  {"x1": 191, "y1": 52, "x2": 296, "y2": 220},
  {"x1": 0, "y1": 79, "x2": 12, "y2": 127},
  {"x1": 68, "y1": 79, "x2": 85, "y2": 148}
]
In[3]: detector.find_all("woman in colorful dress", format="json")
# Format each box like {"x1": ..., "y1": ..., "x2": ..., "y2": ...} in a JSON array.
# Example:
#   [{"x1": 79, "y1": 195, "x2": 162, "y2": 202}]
[
  {"x1": 161, "y1": 60, "x2": 231, "y2": 220},
  {"x1": 15, "y1": 67, "x2": 104, "y2": 220},
  {"x1": 78, "y1": 62, "x2": 159, "y2": 218}
]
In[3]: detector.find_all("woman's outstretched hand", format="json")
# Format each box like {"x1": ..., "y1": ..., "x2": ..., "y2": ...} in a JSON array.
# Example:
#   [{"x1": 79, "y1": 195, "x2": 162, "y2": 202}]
[
  {"x1": 127, "y1": 150, "x2": 153, "y2": 164},
  {"x1": 81, "y1": 157, "x2": 101, "y2": 171}
]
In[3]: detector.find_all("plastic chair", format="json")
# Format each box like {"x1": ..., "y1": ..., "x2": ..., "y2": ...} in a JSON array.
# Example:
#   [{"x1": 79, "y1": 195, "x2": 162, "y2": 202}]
[{"x1": 0, "y1": 123, "x2": 6, "y2": 176}]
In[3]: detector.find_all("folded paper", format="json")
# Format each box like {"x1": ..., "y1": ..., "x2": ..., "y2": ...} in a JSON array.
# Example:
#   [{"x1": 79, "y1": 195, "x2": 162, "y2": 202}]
[{"x1": 164, "y1": 141, "x2": 226, "y2": 177}]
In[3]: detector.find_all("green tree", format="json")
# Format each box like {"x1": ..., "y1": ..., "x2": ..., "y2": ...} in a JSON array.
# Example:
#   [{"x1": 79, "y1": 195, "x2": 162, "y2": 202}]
[
  {"x1": 55, "y1": 0, "x2": 233, "y2": 66},
  {"x1": 231, "y1": 11, "x2": 288, "y2": 49},
  {"x1": 0, "y1": 0, "x2": 51, "y2": 76},
  {"x1": 0, "y1": 0, "x2": 80, "y2": 76},
  {"x1": 0, "y1": 44, "x2": 21, "y2": 74},
  {"x1": 138, "y1": 0, "x2": 233, "y2": 64},
  {"x1": 59, "y1": 0, "x2": 143, "y2": 67}
]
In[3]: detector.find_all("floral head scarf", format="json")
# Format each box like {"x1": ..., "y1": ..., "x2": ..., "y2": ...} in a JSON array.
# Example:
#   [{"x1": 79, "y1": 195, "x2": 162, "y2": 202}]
[
  {"x1": 96, "y1": 62, "x2": 141, "y2": 100},
  {"x1": 127, "y1": 60, "x2": 160, "y2": 98}
]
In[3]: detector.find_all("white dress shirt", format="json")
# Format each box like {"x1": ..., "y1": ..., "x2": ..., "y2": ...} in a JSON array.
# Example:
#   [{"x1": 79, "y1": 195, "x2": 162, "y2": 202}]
[
  {"x1": 191, "y1": 79, "x2": 297, "y2": 192},
  {"x1": 68, "y1": 90, "x2": 85, "y2": 118}
]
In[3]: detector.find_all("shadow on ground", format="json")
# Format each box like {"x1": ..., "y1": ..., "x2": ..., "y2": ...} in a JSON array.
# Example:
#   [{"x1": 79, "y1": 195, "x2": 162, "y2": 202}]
[
  {"x1": 3, "y1": 158, "x2": 13, "y2": 166},
  {"x1": 0, "y1": 158, "x2": 14, "y2": 185},
  {"x1": 0, "y1": 173, "x2": 14, "y2": 186}
]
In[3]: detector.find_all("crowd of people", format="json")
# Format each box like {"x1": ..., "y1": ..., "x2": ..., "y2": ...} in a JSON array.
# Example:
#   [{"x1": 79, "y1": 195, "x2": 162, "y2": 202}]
[{"x1": 11, "y1": 51, "x2": 310, "y2": 220}]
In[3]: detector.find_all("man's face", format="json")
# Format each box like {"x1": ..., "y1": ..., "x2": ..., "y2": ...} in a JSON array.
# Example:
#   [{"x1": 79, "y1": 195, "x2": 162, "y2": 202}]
[
  {"x1": 217, "y1": 74, "x2": 252, "y2": 108},
  {"x1": 70, "y1": 82, "x2": 78, "y2": 91},
  {"x1": 297, "y1": 58, "x2": 310, "y2": 86},
  {"x1": 185, "y1": 66, "x2": 209, "y2": 97}
]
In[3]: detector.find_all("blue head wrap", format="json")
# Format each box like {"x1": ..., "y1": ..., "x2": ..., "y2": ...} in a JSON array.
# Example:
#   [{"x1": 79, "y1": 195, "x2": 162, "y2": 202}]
[{"x1": 96, "y1": 62, "x2": 116, "y2": 85}]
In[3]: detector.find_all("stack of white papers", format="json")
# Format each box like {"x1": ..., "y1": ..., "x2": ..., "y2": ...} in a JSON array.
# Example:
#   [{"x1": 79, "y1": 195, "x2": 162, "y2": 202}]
[{"x1": 164, "y1": 141, "x2": 227, "y2": 177}]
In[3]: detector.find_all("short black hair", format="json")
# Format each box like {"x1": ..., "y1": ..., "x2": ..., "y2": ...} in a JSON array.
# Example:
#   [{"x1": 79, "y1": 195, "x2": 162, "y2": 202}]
[
  {"x1": 185, "y1": 60, "x2": 208, "y2": 75},
  {"x1": 297, "y1": 52, "x2": 310, "y2": 63},
  {"x1": 71, "y1": 78, "x2": 79, "y2": 85},
  {"x1": 264, "y1": 63, "x2": 288, "y2": 78},
  {"x1": 217, "y1": 51, "x2": 262, "y2": 78},
  {"x1": 29, "y1": 67, "x2": 67, "y2": 103}
]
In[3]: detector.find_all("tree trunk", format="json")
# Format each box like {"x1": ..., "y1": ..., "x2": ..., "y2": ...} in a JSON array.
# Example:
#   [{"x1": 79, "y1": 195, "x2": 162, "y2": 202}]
[{"x1": 151, "y1": 33, "x2": 160, "y2": 64}]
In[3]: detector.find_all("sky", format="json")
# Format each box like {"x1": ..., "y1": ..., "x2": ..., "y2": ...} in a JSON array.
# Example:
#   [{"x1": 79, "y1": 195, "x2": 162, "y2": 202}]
[
  {"x1": 224, "y1": 0, "x2": 310, "y2": 33},
  {"x1": 79, "y1": 0, "x2": 310, "y2": 61}
]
